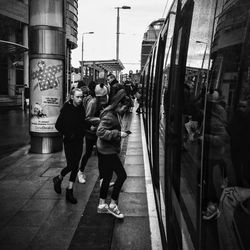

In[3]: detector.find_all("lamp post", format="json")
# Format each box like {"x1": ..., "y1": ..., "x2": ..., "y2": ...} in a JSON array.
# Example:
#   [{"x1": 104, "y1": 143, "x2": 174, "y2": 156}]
[
  {"x1": 81, "y1": 32, "x2": 94, "y2": 80},
  {"x1": 195, "y1": 40, "x2": 208, "y2": 96},
  {"x1": 115, "y1": 6, "x2": 131, "y2": 61}
]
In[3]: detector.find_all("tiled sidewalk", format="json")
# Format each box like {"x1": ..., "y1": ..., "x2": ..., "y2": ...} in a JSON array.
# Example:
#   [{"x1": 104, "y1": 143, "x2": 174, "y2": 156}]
[
  {"x1": 0, "y1": 108, "x2": 155, "y2": 249},
  {"x1": 0, "y1": 143, "x2": 99, "y2": 249}
]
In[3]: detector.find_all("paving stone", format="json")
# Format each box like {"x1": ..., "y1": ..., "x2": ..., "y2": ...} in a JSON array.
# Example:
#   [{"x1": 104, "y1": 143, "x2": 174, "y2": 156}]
[
  {"x1": 125, "y1": 164, "x2": 145, "y2": 176},
  {"x1": 125, "y1": 155, "x2": 144, "y2": 165},
  {"x1": 111, "y1": 216, "x2": 151, "y2": 250},
  {"x1": 122, "y1": 177, "x2": 146, "y2": 193},
  {"x1": 0, "y1": 226, "x2": 40, "y2": 249},
  {"x1": 119, "y1": 192, "x2": 148, "y2": 217}
]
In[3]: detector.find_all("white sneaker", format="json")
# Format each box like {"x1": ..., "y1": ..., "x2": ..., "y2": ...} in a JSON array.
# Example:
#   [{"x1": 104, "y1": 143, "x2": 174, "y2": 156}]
[
  {"x1": 78, "y1": 171, "x2": 86, "y2": 184},
  {"x1": 97, "y1": 203, "x2": 109, "y2": 214},
  {"x1": 99, "y1": 178, "x2": 103, "y2": 187},
  {"x1": 99, "y1": 179, "x2": 115, "y2": 188},
  {"x1": 107, "y1": 204, "x2": 124, "y2": 219}
]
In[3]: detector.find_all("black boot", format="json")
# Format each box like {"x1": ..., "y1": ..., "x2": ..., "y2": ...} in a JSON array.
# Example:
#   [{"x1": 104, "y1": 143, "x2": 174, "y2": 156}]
[
  {"x1": 53, "y1": 176, "x2": 62, "y2": 194},
  {"x1": 66, "y1": 188, "x2": 77, "y2": 204}
]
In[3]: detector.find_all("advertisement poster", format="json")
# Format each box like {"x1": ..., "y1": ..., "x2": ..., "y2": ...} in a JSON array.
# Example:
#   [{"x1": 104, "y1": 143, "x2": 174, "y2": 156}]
[{"x1": 30, "y1": 58, "x2": 63, "y2": 133}]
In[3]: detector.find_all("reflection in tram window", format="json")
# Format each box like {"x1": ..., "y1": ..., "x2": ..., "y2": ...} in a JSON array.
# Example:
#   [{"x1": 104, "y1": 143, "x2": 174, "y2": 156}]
[{"x1": 141, "y1": 0, "x2": 250, "y2": 249}]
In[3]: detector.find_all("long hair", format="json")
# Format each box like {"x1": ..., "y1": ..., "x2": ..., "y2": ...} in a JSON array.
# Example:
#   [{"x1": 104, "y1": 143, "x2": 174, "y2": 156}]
[{"x1": 102, "y1": 89, "x2": 126, "y2": 114}]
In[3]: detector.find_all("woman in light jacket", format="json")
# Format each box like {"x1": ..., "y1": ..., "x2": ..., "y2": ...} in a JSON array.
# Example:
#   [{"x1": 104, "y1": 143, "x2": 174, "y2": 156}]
[{"x1": 96, "y1": 89, "x2": 129, "y2": 219}]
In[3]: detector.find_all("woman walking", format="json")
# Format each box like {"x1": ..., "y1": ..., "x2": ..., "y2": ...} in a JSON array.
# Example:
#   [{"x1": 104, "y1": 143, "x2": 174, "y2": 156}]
[
  {"x1": 78, "y1": 81, "x2": 99, "y2": 183},
  {"x1": 96, "y1": 89, "x2": 129, "y2": 219}
]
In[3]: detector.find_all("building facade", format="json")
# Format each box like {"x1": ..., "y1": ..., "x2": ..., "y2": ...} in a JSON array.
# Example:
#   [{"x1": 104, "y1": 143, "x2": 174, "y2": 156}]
[{"x1": 0, "y1": 0, "x2": 78, "y2": 108}]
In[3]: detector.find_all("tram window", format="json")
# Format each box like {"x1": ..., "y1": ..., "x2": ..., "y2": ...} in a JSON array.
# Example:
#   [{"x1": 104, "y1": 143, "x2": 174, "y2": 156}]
[
  {"x1": 176, "y1": 0, "x2": 216, "y2": 249},
  {"x1": 191, "y1": 1, "x2": 250, "y2": 250}
]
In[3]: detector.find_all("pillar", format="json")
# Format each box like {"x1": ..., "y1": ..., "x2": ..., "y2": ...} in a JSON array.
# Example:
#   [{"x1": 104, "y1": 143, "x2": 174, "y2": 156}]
[
  {"x1": 29, "y1": 0, "x2": 65, "y2": 153},
  {"x1": 23, "y1": 23, "x2": 29, "y2": 86},
  {"x1": 8, "y1": 30, "x2": 16, "y2": 96}
]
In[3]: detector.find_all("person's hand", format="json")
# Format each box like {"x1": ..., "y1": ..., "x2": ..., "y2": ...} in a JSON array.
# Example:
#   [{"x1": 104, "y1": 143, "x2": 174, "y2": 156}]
[{"x1": 121, "y1": 131, "x2": 128, "y2": 138}]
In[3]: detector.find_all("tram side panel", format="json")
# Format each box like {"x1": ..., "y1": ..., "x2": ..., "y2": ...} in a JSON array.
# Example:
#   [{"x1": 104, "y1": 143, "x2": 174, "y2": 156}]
[{"x1": 141, "y1": 0, "x2": 250, "y2": 249}]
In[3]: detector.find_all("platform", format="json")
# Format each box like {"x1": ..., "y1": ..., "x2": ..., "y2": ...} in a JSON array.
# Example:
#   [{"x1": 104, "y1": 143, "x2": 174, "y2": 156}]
[{"x1": 0, "y1": 108, "x2": 161, "y2": 249}]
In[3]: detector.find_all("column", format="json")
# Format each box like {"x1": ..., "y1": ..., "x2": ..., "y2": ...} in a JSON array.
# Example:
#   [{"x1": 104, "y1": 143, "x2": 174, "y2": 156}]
[
  {"x1": 29, "y1": 0, "x2": 65, "y2": 153},
  {"x1": 8, "y1": 30, "x2": 16, "y2": 96},
  {"x1": 23, "y1": 21, "x2": 29, "y2": 87}
]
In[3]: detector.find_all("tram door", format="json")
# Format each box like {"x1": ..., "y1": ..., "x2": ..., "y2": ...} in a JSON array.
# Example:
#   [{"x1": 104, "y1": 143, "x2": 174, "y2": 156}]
[{"x1": 165, "y1": 0, "x2": 194, "y2": 249}]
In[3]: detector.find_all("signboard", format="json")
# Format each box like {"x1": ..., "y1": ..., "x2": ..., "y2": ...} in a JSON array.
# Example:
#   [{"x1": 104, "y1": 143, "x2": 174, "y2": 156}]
[{"x1": 30, "y1": 58, "x2": 63, "y2": 133}]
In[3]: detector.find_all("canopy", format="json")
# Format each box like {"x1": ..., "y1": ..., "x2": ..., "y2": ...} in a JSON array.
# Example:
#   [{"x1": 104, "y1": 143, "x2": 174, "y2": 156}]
[
  {"x1": 0, "y1": 40, "x2": 28, "y2": 61},
  {"x1": 81, "y1": 59, "x2": 124, "y2": 72}
]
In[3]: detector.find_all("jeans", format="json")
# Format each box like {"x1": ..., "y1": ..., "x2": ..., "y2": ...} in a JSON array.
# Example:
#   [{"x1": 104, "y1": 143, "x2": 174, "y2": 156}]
[
  {"x1": 98, "y1": 152, "x2": 127, "y2": 201},
  {"x1": 79, "y1": 137, "x2": 96, "y2": 172}
]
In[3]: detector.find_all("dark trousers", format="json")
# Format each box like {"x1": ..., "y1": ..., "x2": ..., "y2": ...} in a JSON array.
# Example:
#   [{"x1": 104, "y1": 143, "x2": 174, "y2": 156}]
[
  {"x1": 61, "y1": 138, "x2": 83, "y2": 182},
  {"x1": 98, "y1": 152, "x2": 127, "y2": 201},
  {"x1": 79, "y1": 137, "x2": 96, "y2": 172},
  {"x1": 203, "y1": 158, "x2": 227, "y2": 205}
]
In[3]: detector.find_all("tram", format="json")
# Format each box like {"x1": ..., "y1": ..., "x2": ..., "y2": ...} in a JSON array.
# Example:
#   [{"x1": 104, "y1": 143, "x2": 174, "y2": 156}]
[
  {"x1": 140, "y1": 18, "x2": 165, "y2": 71},
  {"x1": 141, "y1": 0, "x2": 250, "y2": 249}
]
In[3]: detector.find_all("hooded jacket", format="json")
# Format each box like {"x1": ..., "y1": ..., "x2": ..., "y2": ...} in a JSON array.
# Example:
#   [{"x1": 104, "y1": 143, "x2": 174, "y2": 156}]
[
  {"x1": 55, "y1": 100, "x2": 86, "y2": 140},
  {"x1": 96, "y1": 89, "x2": 126, "y2": 154},
  {"x1": 108, "y1": 79, "x2": 124, "y2": 104}
]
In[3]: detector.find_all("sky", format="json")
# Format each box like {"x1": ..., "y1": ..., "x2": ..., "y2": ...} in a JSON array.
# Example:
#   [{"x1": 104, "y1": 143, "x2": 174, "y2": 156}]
[{"x1": 71, "y1": 0, "x2": 172, "y2": 74}]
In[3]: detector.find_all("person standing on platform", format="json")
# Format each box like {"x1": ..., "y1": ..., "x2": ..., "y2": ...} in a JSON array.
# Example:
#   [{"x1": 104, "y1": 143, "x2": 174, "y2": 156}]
[
  {"x1": 53, "y1": 88, "x2": 87, "y2": 204},
  {"x1": 95, "y1": 81, "x2": 109, "y2": 116},
  {"x1": 78, "y1": 81, "x2": 100, "y2": 184},
  {"x1": 107, "y1": 73, "x2": 124, "y2": 104},
  {"x1": 96, "y1": 89, "x2": 129, "y2": 219}
]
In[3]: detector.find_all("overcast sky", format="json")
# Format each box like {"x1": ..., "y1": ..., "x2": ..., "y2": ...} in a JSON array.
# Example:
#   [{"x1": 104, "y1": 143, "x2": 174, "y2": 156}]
[{"x1": 71, "y1": 0, "x2": 172, "y2": 73}]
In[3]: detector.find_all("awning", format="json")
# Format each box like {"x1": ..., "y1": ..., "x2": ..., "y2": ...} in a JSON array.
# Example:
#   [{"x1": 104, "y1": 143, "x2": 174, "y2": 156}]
[
  {"x1": 80, "y1": 59, "x2": 124, "y2": 72},
  {"x1": 0, "y1": 40, "x2": 28, "y2": 60}
]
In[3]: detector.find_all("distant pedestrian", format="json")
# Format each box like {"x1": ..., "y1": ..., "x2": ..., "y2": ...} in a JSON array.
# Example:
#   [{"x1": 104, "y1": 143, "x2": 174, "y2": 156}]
[
  {"x1": 135, "y1": 85, "x2": 142, "y2": 114},
  {"x1": 24, "y1": 84, "x2": 29, "y2": 109},
  {"x1": 96, "y1": 89, "x2": 129, "y2": 219},
  {"x1": 53, "y1": 88, "x2": 87, "y2": 204},
  {"x1": 78, "y1": 81, "x2": 100, "y2": 184}
]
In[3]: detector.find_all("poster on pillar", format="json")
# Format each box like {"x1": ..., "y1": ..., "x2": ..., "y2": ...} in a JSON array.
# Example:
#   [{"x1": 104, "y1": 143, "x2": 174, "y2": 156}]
[{"x1": 30, "y1": 58, "x2": 63, "y2": 133}]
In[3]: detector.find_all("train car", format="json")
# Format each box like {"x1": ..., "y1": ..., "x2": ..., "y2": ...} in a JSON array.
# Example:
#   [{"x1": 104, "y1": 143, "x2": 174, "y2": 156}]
[
  {"x1": 140, "y1": 18, "x2": 165, "y2": 71},
  {"x1": 141, "y1": 0, "x2": 250, "y2": 249}
]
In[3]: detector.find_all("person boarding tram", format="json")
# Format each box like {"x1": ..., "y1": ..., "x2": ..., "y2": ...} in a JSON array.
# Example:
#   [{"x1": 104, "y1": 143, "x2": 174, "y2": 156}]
[{"x1": 96, "y1": 89, "x2": 129, "y2": 219}]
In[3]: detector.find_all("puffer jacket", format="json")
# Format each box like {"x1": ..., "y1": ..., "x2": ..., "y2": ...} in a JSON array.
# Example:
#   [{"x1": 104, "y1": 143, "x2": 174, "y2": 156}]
[
  {"x1": 96, "y1": 109, "x2": 122, "y2": 154},
  {"x1": 83, "y1": 96, "x2": 100, "y2": 140}
]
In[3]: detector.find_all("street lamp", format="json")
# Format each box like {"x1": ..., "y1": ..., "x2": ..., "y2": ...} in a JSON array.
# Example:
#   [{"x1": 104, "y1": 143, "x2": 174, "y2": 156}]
[
  {"x1": 195, "y1": 40, "x2": 208, "y2": 96},
  {"x1": 196, "y1": 40, "x2": 208, "y2": 70},
  {"x1": 81, "y1": 32, "x2": 94, "y2": 80},
  {"x1": 115, "y1": 6, "x2": 131, "y2": 61}
]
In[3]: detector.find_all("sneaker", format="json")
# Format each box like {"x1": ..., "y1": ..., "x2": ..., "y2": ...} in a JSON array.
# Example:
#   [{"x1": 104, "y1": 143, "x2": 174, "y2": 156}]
[
  {"x1": 202, "y1": 203, "x2": 220, "y2": 220},
  {"x1": 99, "y1": 179, "x2": 115, "y2": 188},
  {"x1": 107, "y1": 204, "x2": 124, "y2": 219},
  {"x1": 97, "y1": 203, "x2": 109, "y2": 214},
  {"x1": 109, "y1": 181, "x2": 115, "y2": 187},
  {"x1": 78, "y1": 171, "x2": 86, "y2": 184}
]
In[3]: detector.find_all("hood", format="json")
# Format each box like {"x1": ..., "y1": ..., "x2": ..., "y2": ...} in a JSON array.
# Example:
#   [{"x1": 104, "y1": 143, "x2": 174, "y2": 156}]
[{"x1": 103, "y1": 89, "x2": 126, "y2": 113}]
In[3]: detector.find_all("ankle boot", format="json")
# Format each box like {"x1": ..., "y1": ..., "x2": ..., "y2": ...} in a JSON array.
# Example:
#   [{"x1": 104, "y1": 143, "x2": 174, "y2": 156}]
[
  {"x1": 53, "y1": 176, "x2": 62, "y2": 194},
  {"x1": 66, "y1": 188, "x2": 77, "y2": 204}
]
